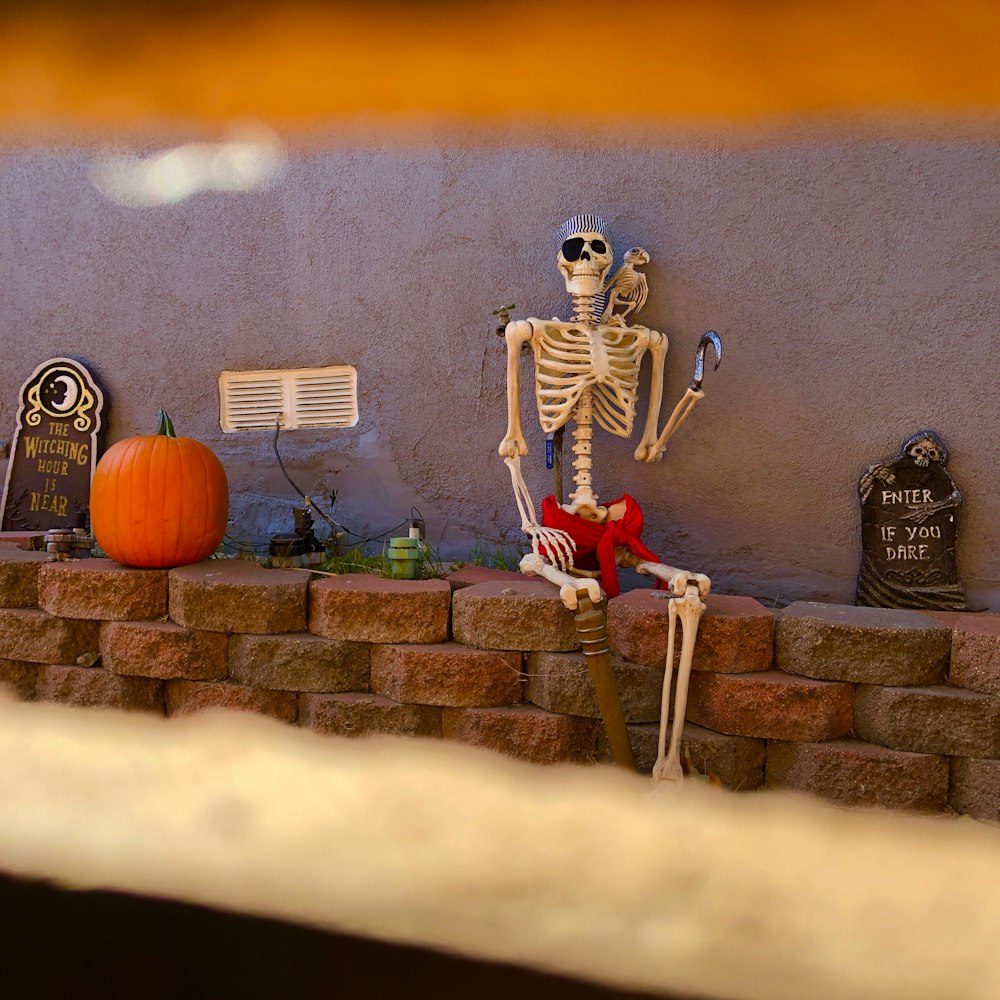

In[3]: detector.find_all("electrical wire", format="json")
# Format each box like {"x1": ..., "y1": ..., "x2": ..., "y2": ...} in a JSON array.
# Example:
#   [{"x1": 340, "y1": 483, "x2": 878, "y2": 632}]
[{"x1": 270, "y1": 420, "x2": 421, "y2": 548}]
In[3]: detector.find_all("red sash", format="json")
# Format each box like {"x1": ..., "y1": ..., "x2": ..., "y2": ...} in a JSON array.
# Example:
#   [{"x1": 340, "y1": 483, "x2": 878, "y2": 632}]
[{"x1": 539, "y1": 494, "x2": 666, "y2": 599}]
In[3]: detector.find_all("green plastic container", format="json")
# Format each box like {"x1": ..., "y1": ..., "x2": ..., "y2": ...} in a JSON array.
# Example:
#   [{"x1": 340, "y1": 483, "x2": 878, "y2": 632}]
[{"x1": 387, "y1": 537, "x2": 423, "y2": 579}]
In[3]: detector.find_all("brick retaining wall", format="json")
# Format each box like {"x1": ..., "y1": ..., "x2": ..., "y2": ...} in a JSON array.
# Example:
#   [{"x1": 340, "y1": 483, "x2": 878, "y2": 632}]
[{"x1": 2, "y1": 548, "x2": 998, "y2": 820}]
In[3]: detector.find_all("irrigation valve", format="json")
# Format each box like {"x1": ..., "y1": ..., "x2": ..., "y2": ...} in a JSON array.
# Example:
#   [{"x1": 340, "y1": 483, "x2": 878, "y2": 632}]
[
  {"x1": 492, "y1": 304, "x2": 516, "y2": 337},
  {"x1": 270, "y1": 507, "x2": 325, "y2": 568}
]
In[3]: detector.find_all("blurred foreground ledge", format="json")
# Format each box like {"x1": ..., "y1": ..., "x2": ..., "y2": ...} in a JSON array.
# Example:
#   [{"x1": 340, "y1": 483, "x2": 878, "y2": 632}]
[
  {"x1": 1, "y1": 693, "x2": 1000, "y2": 999},
  {"x1": 2, "y1": 0, "x2": 1000, "y2": 139}
]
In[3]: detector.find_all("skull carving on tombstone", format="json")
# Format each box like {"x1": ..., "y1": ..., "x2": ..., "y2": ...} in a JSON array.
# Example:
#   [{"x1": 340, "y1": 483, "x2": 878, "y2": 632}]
[
  {"x1": 556, "y1": 215, "x2": 614, "y2": 296},
  {"x1": 906, "y1": 434, "x2": 944, "y2": 468}
]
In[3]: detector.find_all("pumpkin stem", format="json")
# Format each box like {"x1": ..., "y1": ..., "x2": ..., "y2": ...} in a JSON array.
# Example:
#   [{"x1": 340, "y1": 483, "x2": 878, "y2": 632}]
[{"x1": 156, "y1": 411, "x2": 177, "y2": 438}]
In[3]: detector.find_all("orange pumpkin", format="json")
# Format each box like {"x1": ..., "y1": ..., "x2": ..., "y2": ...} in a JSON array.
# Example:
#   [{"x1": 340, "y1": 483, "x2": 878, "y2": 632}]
[{"x1": 90, "y1": 411, "x2": 229, "y2": 568}]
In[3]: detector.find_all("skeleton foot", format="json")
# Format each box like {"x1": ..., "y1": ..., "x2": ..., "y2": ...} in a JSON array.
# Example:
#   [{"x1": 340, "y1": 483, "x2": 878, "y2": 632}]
[
  {"x1": 520, "y1": 553, "x2": 600, "y2": 611},
  {"x1": 651, "y1": 755, "x2": 684, "y2": 785},
  {"x1": 651, "y1": 583, "x2": 707, "y2": 790}
]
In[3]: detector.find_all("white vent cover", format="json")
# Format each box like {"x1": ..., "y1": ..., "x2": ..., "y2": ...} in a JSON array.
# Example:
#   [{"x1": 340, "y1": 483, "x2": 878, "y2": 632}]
[{"x1": 219, "y1": 366, "x2": 358, "y2": 432}]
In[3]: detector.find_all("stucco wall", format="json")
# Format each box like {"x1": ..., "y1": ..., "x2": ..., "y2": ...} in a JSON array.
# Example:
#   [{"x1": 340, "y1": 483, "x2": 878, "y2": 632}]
[{"x1": 1, "y1": 120, "x2": 997, "y2": 608}]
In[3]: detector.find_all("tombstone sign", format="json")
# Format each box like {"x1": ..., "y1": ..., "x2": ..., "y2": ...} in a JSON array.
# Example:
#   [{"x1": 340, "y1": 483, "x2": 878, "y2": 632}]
[
  {"x1": 1, "y1": 358, "x2": 104, "y2": 532},
  {"x1": 856, "y1": 430, "x2": 967, "y2": 612}
]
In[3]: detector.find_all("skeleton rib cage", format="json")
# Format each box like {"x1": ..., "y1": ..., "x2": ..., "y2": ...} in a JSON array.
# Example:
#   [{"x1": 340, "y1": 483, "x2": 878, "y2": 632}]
[{"x1": 531, "y1": 321, "x2": 649, "y2": 437}]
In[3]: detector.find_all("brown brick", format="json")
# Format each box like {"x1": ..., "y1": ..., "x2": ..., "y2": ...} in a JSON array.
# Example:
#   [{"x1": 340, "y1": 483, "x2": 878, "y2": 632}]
[
  {"x1": 0, "y1": 659, "x2": 37, "y2": 699},
  {"x1": 38, "y1": 560, "x2": 167, "y2": 621},
  {"x1": 855, "y1": 684, "x2": 1000, "y2": 757},
  {"x1": 950, "y1": 758, "x2": 1000, "y2": 822},
  {"x1": 230, "y1": 633, "x2": 370, "y2": 693},
  {"x1": 950, "y1": 613, "x2": 1000, "y2": 695},
  {"x1": 452, "y1": 579, "x2": 579, "y2": 652},
  {"x1": 687, "y1": 670, "x2": 854, "y2": 741},
  {"x1": 441, "y1": 704, "x2": 600, "y2": 764},
  {"x1": 766, "y1": 739, "x2": 949, "y2": 812},
  {"x1": 309, "y1": 575, "x2": 450, "y2": 644},
  {"x1": 300, "y1": 692, "x2": 441, "y2": 738},
  {"x1": 165, "y1": 680, "x2": 297, "y2": 722},
  {"x1": 371, "y1": 642, "x2": 520, "y2": 707},
  {"x1": 525, "y1": 650, "x2": 661, "y2": 722},
  {"x1": 101, "y1": 621, "x2": 229, "y2": 680},
  {"x1": 597, "y1": 722, "x2": 765, "y2": 790},
  {"x1": 446, "y1": 565, "x2": 525, "y2": 591},
  {"x1": 607, "y1": 591, "x2": 773, "y2": 672},
  {"x1": 776, "y1": 602, "x2": 949, "y2": 685},
  {"x1": 169, "y1": 560, "x2": 307, "y2": 633},
  {"x1": 36, "y1": 664, "x2": 162, "y2": 713},
  {"x1": 0, "y1": 608, "x2": 100, "y2": 665},
  {"x1": 0, "y1": 547, "x2": 49, "y2": 608}
]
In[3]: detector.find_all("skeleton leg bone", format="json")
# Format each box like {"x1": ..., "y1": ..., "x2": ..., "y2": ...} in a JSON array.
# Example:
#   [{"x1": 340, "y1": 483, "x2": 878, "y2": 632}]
[
  {"x1": 519, "y1": 552, "x2": 600, "y2": 610},
  {"x1": 635, "y1": 561, "x2": 710, "y2": 599},
  {"x1": 618, "y1": 549, "x2": 710, "y2": 599},
  {"x1": 652, "y1": 583, "x2": 706, "y2": 788}
]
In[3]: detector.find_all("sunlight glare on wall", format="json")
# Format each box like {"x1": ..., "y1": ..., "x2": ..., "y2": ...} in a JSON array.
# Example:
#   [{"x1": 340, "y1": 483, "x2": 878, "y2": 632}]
[{"x1": 89, "y1": 126, "x2": 287, "y2": 207}]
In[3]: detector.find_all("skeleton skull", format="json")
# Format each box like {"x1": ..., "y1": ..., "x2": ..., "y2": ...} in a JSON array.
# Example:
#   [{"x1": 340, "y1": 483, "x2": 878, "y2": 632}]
[
  {"x1": 557, "y1": 229, "x2": 614, "y2": 296},
  {"x1": 908, "y1": 437, "x2": 943, "y2": 467}
]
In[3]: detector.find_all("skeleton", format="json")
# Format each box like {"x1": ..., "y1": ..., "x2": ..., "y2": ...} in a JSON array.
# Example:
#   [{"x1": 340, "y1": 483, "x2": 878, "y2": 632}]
[
  {"x1": 499, "y1": 214, "x2": 721, "y2": 786},
  {"x1": 601, "y1": 247, "x2": 649, "y2": 326}
]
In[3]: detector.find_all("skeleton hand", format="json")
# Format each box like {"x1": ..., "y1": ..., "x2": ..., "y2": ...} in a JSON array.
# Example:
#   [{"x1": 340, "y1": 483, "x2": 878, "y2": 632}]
[
  {"x1": 860, "y1": 464, "x2": 896, "y2": 501},
  {"x1": 901, "y1": 492, "x2": 960, "y2": 524},
  {"x1": 523, "y1": 524, "x2": 575, "y2": 573}
]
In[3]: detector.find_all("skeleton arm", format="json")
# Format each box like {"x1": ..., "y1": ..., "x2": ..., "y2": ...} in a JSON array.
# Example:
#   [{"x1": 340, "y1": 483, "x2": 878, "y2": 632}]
[
  {"x1": 497, "y1": 317, "x2": 572, "y2": 561},
  {"x1": 617, "y1": 548, "x2": 710, "y2": 598},
  {"x1": 645, "y1": 388, "x2": 705, "y2": 460},
  {"x1": 636, "y1": 331, "x2": 721, "y2": 463},
  {"x1": 498, "y1": 320, "x2": 590, "y2": 605},
  {"x1": 498, "y1": 320, "x2": 534, "y2": 458},
  {"x1": 505, "y1": 455, "x2": 597, "y2": 608},
  {"x1": 634, "y1": 330, "x2": 667, "y2": 462}
]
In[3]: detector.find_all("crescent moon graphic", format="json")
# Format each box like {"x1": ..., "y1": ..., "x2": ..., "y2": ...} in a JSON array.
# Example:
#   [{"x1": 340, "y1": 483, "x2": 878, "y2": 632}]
[{"x1": 51, "y1": 374, "x2": 80, "y2": 412}]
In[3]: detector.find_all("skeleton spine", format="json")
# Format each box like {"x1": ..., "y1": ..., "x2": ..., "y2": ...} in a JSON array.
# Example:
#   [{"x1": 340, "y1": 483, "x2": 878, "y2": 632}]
[
  {"x1": 567, "y1": 293, "x2": 601, "y2": 510},
  {"x1": 571, "y1": 292, "x2": 599, "y2": 326},
  {"x1": 568, "y1": 389, "x2": 596, "y2": 508}
]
